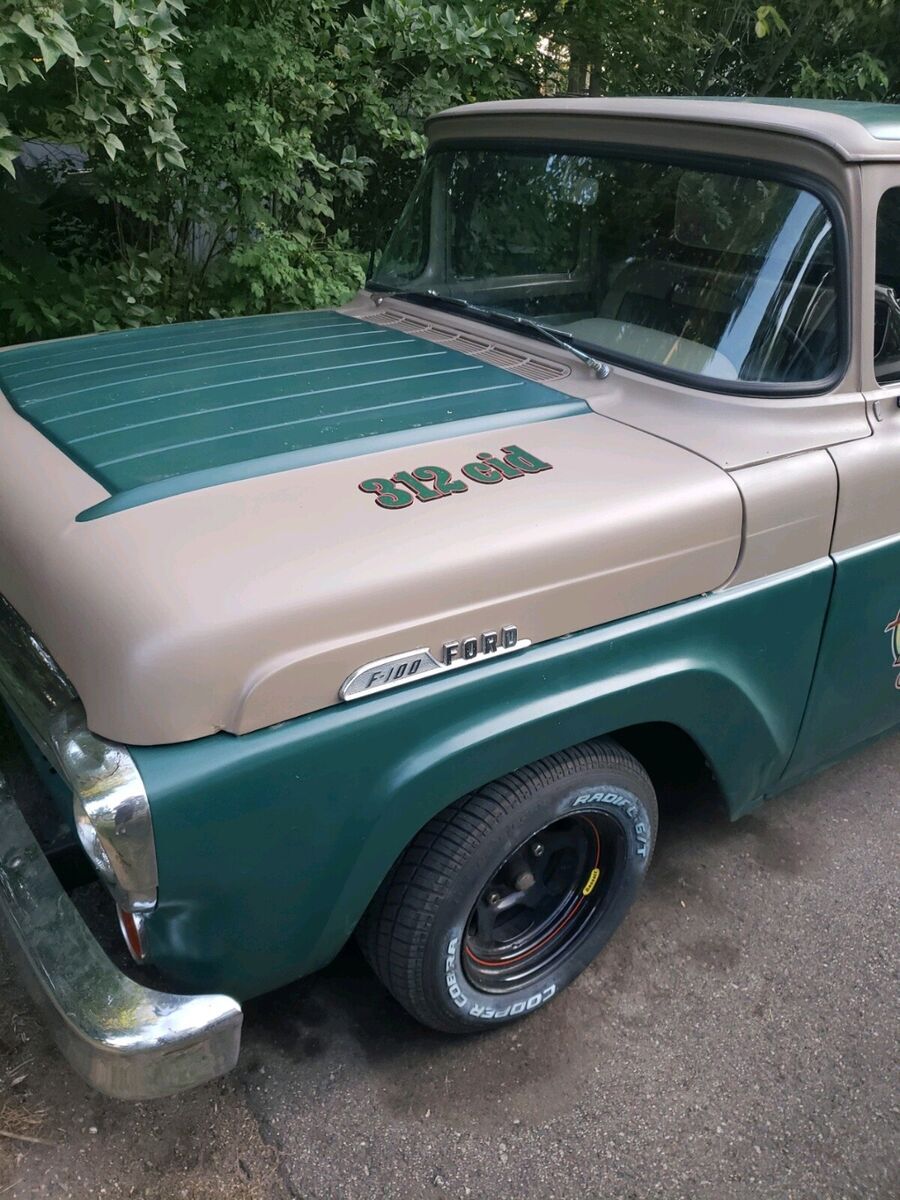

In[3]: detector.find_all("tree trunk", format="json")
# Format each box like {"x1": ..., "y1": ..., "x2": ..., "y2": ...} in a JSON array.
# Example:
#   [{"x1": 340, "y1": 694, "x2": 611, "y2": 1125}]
[
  {"x1": 588, "y1": 64, "x2": 605, "y2": 95},
  {"x1": 567, "y1": 41, "x2": 589, "y2": 94}
]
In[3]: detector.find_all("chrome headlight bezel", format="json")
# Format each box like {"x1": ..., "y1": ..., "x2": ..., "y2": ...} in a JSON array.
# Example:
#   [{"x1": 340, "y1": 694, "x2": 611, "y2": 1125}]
[
  {"x1": 56, "y1": 719, "x2": 158, "y2": 914},
  {"x1": 72, "y1": 791, "x2": 117, "y2": 887},
  {"x1": 0, "y1": 595, "x2": 157, "y2": 915}
]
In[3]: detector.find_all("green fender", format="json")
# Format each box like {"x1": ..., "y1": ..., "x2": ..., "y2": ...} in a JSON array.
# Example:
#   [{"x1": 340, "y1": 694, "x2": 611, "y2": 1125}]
[{"x1": 133, "y1": 559, "x2": 833, "y2": 999}]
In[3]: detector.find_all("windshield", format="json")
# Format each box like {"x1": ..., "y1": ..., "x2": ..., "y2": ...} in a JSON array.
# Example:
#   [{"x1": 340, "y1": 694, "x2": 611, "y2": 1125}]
[{"x1": 371, "y1": 147, "x2": 841, "y2": 388}]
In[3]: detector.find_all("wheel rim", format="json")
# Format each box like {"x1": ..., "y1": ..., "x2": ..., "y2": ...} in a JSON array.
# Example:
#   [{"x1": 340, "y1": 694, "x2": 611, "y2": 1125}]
[{"x1": 462, "y1": 812, "x2": 624, "y2": 993}]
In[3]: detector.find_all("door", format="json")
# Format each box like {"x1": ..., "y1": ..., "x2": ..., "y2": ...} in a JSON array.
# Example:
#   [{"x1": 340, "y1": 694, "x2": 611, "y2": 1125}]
[{"x1": 786, "y1": 171, "x2": 900, "y2": 778}]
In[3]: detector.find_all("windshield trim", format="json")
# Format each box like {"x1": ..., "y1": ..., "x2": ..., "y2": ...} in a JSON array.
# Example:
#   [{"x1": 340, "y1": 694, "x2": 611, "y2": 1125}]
[{"x1": 370, "y1": 139, "x2": 852, "y2": 400}]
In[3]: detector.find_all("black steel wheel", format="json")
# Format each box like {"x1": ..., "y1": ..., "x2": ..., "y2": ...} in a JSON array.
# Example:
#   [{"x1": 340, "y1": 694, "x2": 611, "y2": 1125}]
[
  {"x1": 462, "y1": 812, "x2": 622, "y2": 993},
  {"x1": 358, "y1": 737, "x2": 657, "y2": 1033}
]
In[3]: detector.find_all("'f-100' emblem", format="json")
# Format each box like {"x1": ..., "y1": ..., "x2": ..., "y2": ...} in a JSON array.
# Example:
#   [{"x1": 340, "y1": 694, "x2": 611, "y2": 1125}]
[
  {"x1": 339, "y1": 626, "x2": 529, "y2": 701},
  {"x1": 886, "y1": 610, "x2": 900, "y2": 690}
]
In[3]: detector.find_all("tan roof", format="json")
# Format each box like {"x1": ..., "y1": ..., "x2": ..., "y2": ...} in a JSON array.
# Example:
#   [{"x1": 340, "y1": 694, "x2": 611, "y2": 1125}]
[{"x1": 426, "y1": 97, "x2": 900, "y2": 162}]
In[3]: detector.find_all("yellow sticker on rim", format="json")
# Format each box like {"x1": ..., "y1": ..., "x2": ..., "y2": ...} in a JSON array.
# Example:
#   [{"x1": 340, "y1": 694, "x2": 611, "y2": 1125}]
[{"x1": 582, "y1": 867, "x2": 600, "y2": 897}]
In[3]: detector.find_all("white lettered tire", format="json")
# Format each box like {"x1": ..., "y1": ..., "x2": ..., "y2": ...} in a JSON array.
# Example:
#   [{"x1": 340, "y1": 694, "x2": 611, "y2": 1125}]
[{"x1": 357, "y1": 738, "x2": 657, "y2": 1033}]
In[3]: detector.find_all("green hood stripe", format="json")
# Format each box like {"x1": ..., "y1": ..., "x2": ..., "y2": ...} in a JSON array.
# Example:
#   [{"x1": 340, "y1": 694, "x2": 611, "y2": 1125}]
[
  {"x1": 75, "y1": 401, "x2": 586, "y2": 521},
  {"x1": 17, "y1": 329, "x2": 412, "y2": 404},
  {"x1": 1, "y1": 310, "x2": 587, "y2": 518}
]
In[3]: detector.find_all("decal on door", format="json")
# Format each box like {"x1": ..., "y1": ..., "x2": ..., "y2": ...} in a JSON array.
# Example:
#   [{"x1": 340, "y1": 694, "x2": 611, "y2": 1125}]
[{"x1": 885, "y1": 610, "x2": 900, "y2": 690}]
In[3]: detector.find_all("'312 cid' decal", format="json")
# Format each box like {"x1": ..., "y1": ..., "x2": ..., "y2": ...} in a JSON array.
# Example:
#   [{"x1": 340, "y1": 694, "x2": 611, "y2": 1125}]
[{"x1": 358, "y1": 445, "x2": 552, "y2": 509}]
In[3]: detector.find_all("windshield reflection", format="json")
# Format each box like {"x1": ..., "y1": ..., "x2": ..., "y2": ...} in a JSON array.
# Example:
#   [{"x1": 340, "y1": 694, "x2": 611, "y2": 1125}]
[{"x1": 372, "y1": 148, "x2": 840, "y2": 386}]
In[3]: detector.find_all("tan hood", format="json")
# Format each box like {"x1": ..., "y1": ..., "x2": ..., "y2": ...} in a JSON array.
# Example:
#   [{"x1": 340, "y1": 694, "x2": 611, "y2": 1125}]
[
  {"x1": 0, "y1": 309, "x2": 744, "y2": 739},
  {"x1": 0, "y1": 314, "x2": 742, "y2": 745}
]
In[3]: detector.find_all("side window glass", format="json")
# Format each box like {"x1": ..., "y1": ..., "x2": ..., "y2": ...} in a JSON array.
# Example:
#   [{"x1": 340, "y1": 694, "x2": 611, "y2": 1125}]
[{"x1": 875, "y1": 187, "x2": 900, "y2": 384}]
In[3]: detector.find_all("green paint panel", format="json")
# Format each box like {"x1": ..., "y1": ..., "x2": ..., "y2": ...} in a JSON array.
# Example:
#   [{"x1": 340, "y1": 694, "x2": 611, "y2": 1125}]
[
  {"x1": 0, "y1": 311, "x2": 587, "y2": 517},
  {"x1": 783, "y1": 533, "x2": 900, "y2": 782},
  {"x1": 131, "y1": 561, "x2": 833, "y2": 1000}
]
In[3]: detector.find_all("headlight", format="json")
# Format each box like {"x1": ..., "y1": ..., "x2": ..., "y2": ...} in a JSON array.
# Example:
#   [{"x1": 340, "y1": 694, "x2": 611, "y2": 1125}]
[{"x1": 0, "y1": 601, "x2": 158, "y2": 920}]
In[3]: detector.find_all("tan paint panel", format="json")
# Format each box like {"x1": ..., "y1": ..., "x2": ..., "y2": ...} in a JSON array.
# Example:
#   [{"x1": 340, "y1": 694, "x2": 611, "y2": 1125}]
[
  {"x1": 350, "y1": 294, "x2": 871, "y2": 470},
  {"x1": 724, "y1": 452, "x2": 838, "y2": 586},
  {"x1": 829, "y1": 164, "x2": 900, "y2": 551},
  {"x1": 0, "y1": 398, "x2": 741, "y2": 744},
  {"x1": 592, "y1": 376, "x2": 868, "y2": 471},
  {"x1": 0, "y1": 399, "x2": 109, "y2": 516},
  {"x1": 427, "y1": 99, "x2": 900, "y2": 163},
  {"x1": 830, "y1": 400, "x2": 900, "y2": 551}
]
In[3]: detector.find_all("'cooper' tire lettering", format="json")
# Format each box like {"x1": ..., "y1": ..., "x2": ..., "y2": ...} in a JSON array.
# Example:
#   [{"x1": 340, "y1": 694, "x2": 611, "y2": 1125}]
[{"x1": 444, "y1": 935, "x2": 560, "y2": 1019}]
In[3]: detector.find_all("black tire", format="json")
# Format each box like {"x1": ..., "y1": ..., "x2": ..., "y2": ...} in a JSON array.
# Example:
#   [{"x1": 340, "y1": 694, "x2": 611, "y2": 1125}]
[{"x1": 357, "y1": 738, "x2": 657, "y2": 1033}]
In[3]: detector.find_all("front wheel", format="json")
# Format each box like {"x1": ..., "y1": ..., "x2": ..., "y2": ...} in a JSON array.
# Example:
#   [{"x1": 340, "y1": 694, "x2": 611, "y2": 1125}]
[{"x1": 357, "y1": 738, "x2": 657, "y2": 1033}]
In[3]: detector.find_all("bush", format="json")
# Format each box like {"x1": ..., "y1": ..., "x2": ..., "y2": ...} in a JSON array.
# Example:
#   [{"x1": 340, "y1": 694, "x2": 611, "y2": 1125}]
[
  {"x1": 0, "y1": 1, "x2": 535, "y2": 344},
  {"x1": 2, "y1": 1, "x2": 897, "y2": 346}
]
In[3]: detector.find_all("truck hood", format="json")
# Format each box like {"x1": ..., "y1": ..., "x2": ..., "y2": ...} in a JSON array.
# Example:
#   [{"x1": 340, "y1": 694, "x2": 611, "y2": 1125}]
[{"x1": 0, "y1": 311, "x2": 743, "y2": 744}]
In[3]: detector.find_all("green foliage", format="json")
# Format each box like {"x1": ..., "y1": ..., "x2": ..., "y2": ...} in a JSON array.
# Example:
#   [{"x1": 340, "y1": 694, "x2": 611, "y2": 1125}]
[
  {"x1": 0, "y1": 249, "x2": 167, "y2": 337},
  {"x1": 0, "y1": 1, "x2": 187, "y2": 175},
  {"x1": 0, "y1": 0, "x2": 532, "y2": 343},
  {"x1": 0, "y1": 0, "x2": 898, "y2": 346},
  {"x1": 533, "y1": 0, "x2": 899, "y2": 102},
  {"x1": 754, "y1": 5, "x2": 790, "y2": 39}
]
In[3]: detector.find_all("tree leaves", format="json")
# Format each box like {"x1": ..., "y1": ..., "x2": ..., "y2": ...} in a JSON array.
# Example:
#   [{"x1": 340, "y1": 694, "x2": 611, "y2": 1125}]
[
  {"x1": 1, "y1": 0, "x2": 534, "y2": 337},
  {"x1": 0, "y1": 1, "x2": 186, "y2": 173},
  {"x1": 532, "y1": 0, "x2": 897, "y2": 101},
  {"x1": 755, "y1": 5, "x2": 790, "y2": 39},
  {"x1": 0, "y1": 114, "x2": 20, "y2": 177},
  {"x1": 2, "y1": 0, "x2": 897, "y2": 345}
]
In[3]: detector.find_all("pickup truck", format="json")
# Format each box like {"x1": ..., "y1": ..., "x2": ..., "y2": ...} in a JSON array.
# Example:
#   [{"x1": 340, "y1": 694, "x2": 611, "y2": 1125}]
[{"x1": 0, "y1": 97, "x2": 897, "y2": 1099}]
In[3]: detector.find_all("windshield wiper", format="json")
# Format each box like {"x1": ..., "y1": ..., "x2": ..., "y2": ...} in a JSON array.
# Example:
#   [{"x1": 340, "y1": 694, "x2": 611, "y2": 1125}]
[{"x1": 380, "y1": 289, "x2": 611, "y2": 379}]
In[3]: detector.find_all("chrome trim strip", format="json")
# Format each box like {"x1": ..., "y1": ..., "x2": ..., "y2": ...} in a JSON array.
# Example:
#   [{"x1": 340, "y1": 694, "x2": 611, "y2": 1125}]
[
  {"x1": 340, "y1": 636, "x2": 532, "y2": 701},
  {"x1": 340, "y1": 647, "x2": 441, "y2": 700},
  {"x1": 0, "y1": 771, "x2": 242, "y2": 1099},
  {"x1": 0, "y1": 595, "x2": 157, "y2": 912}
]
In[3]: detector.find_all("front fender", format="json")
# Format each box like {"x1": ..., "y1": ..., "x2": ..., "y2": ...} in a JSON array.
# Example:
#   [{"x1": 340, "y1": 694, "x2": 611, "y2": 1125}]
[{"x1": 132, "y1": 559, "x2": 832, "y2": 999}]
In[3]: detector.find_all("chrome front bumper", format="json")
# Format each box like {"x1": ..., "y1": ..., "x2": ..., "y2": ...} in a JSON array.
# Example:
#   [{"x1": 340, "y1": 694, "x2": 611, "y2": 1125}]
[
  {"x1": 0, "y1": 594, "x2": 242, "y2": 1098},
  {"x1": 0, "y1": 770, "x2": 242, "y2": 1099}
]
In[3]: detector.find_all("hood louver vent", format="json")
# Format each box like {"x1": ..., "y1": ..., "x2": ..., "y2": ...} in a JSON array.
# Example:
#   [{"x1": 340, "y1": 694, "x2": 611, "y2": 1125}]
[{"x1": 365, "y1": 309, "x2": 570, "y2": 383}]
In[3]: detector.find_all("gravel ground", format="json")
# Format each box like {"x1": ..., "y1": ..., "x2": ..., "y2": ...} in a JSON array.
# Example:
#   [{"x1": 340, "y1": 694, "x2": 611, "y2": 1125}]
[{"x1": 0, "y1": 728, "x2": 897, "y2": 1200}]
